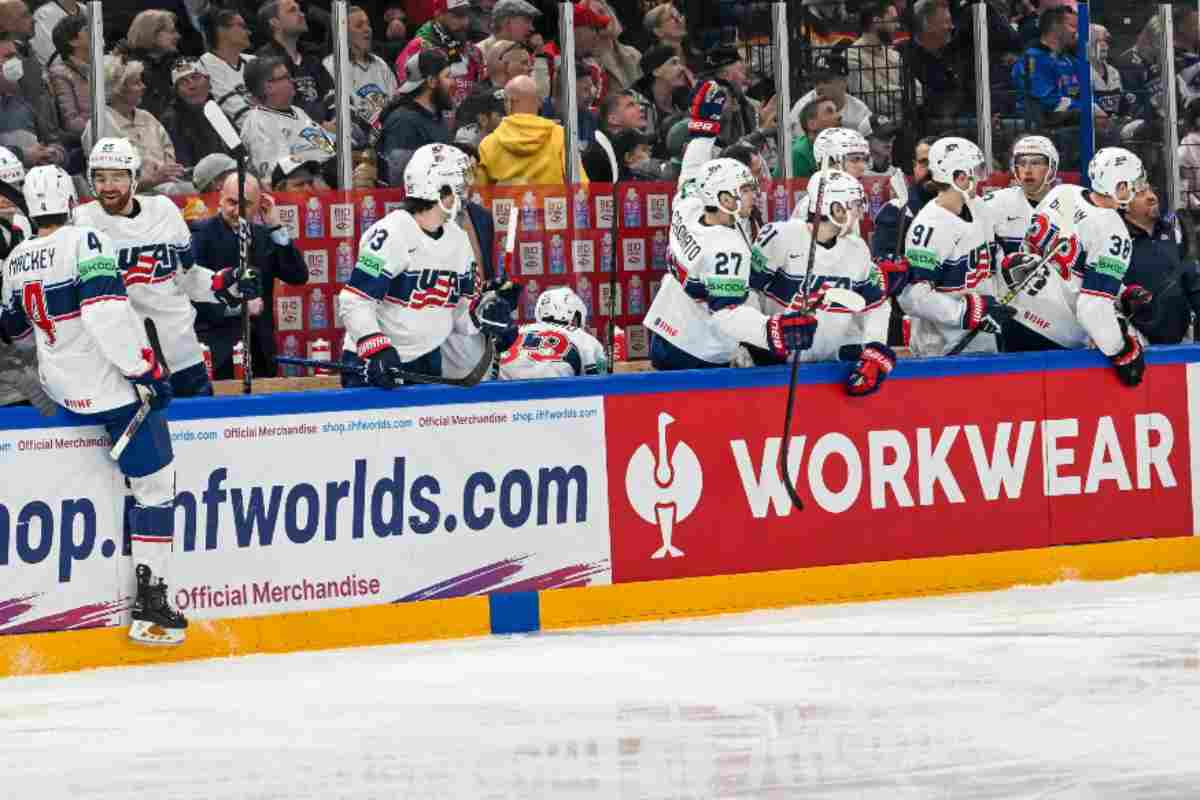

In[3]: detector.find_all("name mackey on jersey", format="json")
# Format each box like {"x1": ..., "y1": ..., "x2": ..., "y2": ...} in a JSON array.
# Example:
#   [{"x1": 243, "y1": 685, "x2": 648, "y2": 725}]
[
  {"x1": 73, "y1": 196, "x2": 217, "y2": 373},
  {"x1": 2, "y1": 226, "x2": 149, "y2": 413},
  {"x1": 339, "y1": 210, "x2": 480, "y2": 361}
]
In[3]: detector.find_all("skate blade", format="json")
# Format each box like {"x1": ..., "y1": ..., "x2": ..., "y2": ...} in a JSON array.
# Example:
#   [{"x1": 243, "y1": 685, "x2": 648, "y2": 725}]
[{"x1": 129, "y1": 620, "x2": 186, "y2": 646}]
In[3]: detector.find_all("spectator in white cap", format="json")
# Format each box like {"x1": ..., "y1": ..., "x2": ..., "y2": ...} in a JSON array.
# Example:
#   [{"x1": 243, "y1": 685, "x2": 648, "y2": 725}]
[
  {"x1": 240, "y1": 54, "x2": 335, "y2": 186},
  {"x1": 160, "y1": 58, "x2": 229, "y2": 170},
  {"x1": 322, "y1": 5, "x2": 397, "y2": 123},
  {"x1": 478, "y1": 0, "x2": 540, "y2": 62},
  {"x1": 191, "y1": 152, "x2": 236, "y2": 194},
  {"x1": 394, "y1": 0, "x2": 484, "y2": 116},
  {"x1": 271, "y1": 154, "x2": 328, "y2": 192},
  {"x1": 378, "y1": 47, "x2": 451, "y2": 184}
]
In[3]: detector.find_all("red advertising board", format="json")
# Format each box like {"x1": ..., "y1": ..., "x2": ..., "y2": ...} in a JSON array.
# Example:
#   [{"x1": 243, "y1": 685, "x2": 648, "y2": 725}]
[{"x1": 605, "y1": 362, "x2": 1192, "y2": 584}]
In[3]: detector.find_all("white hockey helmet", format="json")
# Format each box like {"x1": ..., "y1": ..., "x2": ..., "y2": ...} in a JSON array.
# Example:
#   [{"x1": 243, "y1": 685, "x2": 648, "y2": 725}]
[
  {"x1": 23, "y1": 165, "x2": 77, "y2": 219},
  {"x1": 1010, "y1": 134, "x2": 1059, "y2": 192},
  {"x1": 928, "y1": 136, "x2": 986, "y2": 202},
  {"x1": 535, "y1": 286, "x2": 587, "y2": 328},
  {"x1": 813, "y1": 127, "x2": 869, "y2": 172},
  {"x1": 88, "y1": 137, "x2": 142, "y2": 194},
  {"x1": 0, "y1": 146, "x2": 25, "y2": 186},
  {"x1": 1088, "y1": 147, "x2": 1147, "y2": 208},
  {"x1": 697, "y1": 157, "x2": 756, "y2": 215},
  {"x1": 804, "y1": 169, "x2": 864, "y2": 236},
  {"x1": 404, "y1": 143, "x2": 470, "y2": 216}
]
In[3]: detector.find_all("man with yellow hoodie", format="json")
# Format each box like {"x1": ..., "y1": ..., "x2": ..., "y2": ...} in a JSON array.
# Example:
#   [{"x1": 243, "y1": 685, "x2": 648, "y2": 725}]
[{"x1": 477, "y1": 75, "x2": 589, "y2": 185}]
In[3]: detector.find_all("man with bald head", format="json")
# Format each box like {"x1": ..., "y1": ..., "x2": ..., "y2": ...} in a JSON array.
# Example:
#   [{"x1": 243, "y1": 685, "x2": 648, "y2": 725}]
[
  {"x1": 189, "y1": 171, "x2": 308, "y2": 379},
  {"x1": 477, "y1": 75, "x2": 588, "y2": 185}
]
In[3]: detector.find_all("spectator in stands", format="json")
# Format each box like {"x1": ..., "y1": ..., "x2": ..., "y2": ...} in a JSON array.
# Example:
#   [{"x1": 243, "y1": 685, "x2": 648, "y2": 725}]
[
  {"x1": 256, "y1": 0, "x2": 332, "y2": 123},
  {"x1": 698, "y1": 45, "x2": 760, "y2": 147},
  {"x1": 477, "y1": 74, "x2": 588, "y2": 185},
  {"x1": 477, "y1": 0, "x2": 540, "y2": 61},
  {"x1": 322, "y1": 5, "x2": 397, "y2": 123},
  {"x1": 191, "y1": 171, "x2": 306, "y2": 379},
  {"x1": 192, "y1": 151, "x2": 236, "y2": 194},
  {"x1": 0, "y1": 33, "x2": 53, "y2": 168},
  {"x1": 629, "y1": 44, "x2": 687, "y2": 141},
  {"x1": 47, "y1": 13, "x2": 90, "y2": 143},
  {"x1": 0, "y1": 0, "x2": 69, "y2": 154},
  {"x1": 1089, "y1": 24, "x2": 1133, "y2": 128},
  {"x1": 86, "y1": 53, "x2": 189, "y2": 193},
  {"x1": 240, "y1": 55, "x2": 335, "y2": 184},
  {"x1": 378, "y1": 3, "x2": 408, "y2": 63},
  {"x1": 1115, "y1": 14, "x2": 1160, "y2": 122},
  {"x1": 590, "y1": 0, "x2": 644, "y2": 94},
  {"x1": 378, "y1": 48, "x2": 452, "y2": 184},
  {"x1": 900, "y1": 0, "x2": 970, "y2": 129},
  {"x1": 1121, "y1": 185, "x2": 1200, "y2": 345},
  {"x1": 199, "y1": 9, "x2": 256, "y2": 131},
  {"x1": 271, "y1": 154, "x2": 328, "y2": 192},
  {"x1": 1179, "y1": 99, "x2": 1200, "y2": 210},
  {"x1": 846, "y1": 0, "x2": 921, "y2": 122},
  {"x1": 396, "y1": 0, "x2": 484, "y2": 113},
  {"x1": 870, "y1": 134, "x2": 936, "y2": 259},
  {"x1": 453, "y1": 85, "x2": 505, "y2": 147},
  {"x1": 863, "y1": 124, "x2": 900, "y2": 177},
  {"x1": 791, "y1": 97, "x2": 840, "y2": 177},
  {"x1": 126, "y1": 10, "x2": 184, "y2": 119},
  {"x1": 31, "y1": 0, "x2": 81, "y2": 68},
  {"x1": 790, "y1": 53, "x2": 872, "y2": 138},
  {"x1": 541, "y1": 58, "x2": 600, "y2": 147},
  {"x1": 798, "y1": 0, "x2": 856, "y2": 47},
  {"x1": 581, "y1": 89, "x2": 645, "y2": 181},
  {"x1": 159, "y1": 59, "x2": 228, "y2": 169},
  {"x1": 610, "y1": 128, "x2": 659, "y2": 181},
  {"x1": 480, "y1": 40, "x2": 532, "y2": 92},
  {"x1": 642, "y1": 3, "x2": 691, "y2": 75},
  {"x1": 1013, "y1": 0, "x2": 1039, "y2": 49},
  {"x1": 567, "y1": 1, "x2": 611, "y2": 98}
]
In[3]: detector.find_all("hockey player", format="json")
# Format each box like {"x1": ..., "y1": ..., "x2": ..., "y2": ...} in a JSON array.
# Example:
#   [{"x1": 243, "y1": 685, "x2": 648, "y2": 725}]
[
  {"x1": 338, "y1": 142, "x2": 517, "y2": 388},
  {"x1": 788, "y1": 127, "x2": 871, "y2": 228},
  {"x1": 1, "y1": 166, "x2": 187, "y2": 644},
  {"x1": 754, "y1": 170, "x2": 896, "y2": 395},
  {"x1": 74, "y1": 138, "x2": 257, "y2": 396},
  {"x1": 999, "y1": 147, "x2": 1146, "y2": 385},
  {"x1": 899, "y1": 136, "x2": 1014, "y2": 356},
  {"x1": 982, "y1": 134, "x2": 1059, "y2": 256},
  {"x1": 498, "y1": 286, "x2": 606, "y2": 379},
  {"x1": 644, "y1": 157, "x2": 819, "y2": 370},
  {"x1": 0, "y1": 146, "x2": 31, "y2": 240}
]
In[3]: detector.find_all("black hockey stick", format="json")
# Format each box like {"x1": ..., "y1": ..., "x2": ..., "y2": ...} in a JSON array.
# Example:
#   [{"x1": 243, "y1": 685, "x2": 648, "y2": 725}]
[
  {"x1": 777, "y1": 172, "x2": 827, "y2": 511},
  {"x1": 945, "y1": 235, "x2": 1072, "y2": 357},
  {"x1": 276, "y1": 335, "x2": 496, "y2": 388},
  {"x1": 111, "y1": 319, "x2": 169, "y2": 460}
]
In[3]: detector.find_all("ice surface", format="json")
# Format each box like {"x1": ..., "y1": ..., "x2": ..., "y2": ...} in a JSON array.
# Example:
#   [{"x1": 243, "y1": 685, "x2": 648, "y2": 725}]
[{"x1": 3, "y1": 574, "x2": 1200, "y2": 799}]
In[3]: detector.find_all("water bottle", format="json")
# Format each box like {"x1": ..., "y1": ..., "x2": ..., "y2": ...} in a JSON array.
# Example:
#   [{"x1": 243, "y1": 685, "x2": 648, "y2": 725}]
[
  {"x1": 309, "y1": 287, "x2": 328, "y2": 329},
  {"x1": 622, "y1": 187, "x2": 641, "y2": 228},
  {"x1": 773, "y1": 182, "x2": 789, "y2": 221},
  {"x1": 522, "y1": 279, "x2": 540, "y2": 321},
  {"x1": 600, "y1": 231, "x2": 613, "y2": 272},
  {"x1": 651, "y1": 230, "x2": 667, "y2": 270},
  {"x1": 573, "y1": 187, "x2": 589, "y2": 228},
  {"x1": 360, "y1": 195, "x2": 378, "y2": 230},
  {"x1": 304, "y1": 196, "x2": 324, "y2": 238},
  {"x1": 577, "y1": 275, "x2": 593, "y2": 313},
  {"x1": 281, "y1": 335, "x2": 301, "y2": 377},
  {"x1": 628, "y1": 275, "x2": 644, "y2": 315},
  {"x1": 549, "y1": 234, "x2": 565, "y2": 274},
  {"x1": 336, "y1": 240, "x2": 354, "y2": 282},
  {"x1": 521, "y1": 191, "x2": 537, "y2": 229}
]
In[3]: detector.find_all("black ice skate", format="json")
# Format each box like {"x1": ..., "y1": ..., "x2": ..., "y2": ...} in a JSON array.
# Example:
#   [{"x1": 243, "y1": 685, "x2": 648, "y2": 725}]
[{"x1": 129, "y1": 564, "x2": 188, "y2": 645}]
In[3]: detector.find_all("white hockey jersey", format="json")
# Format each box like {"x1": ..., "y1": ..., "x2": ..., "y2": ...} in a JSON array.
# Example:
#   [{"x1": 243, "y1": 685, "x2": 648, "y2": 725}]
[
  {"x1": 240, "y1": 105, "x2": 335, "y2": 182},
  {"x1": 981, "y1": 185, "x2": 1037, "y2": 256},
  {"x1": 498, "y1": 322, "x2": 606, "y2": 380},
  {"x1": 74, "y1": 196, "x2": 218, "y2": 373},
  {"x1": 754, "y1": 219, "x2": 889, "y2": 361},
  {"x1": 339, "y1": 210, "x2": 481, "y2": 361},
  {"x1": 322, "y1": 53, "x2": 397, "y2": 120},
  {"x1": 899, "y1": 196, "x2": 999, "y2": 356},
  {"x1": 1013, "y1": 184, "x2": 1130, "y2": 354},
  {"x1": 2, "y1": 225, "x2": 149, "y2": 413},
  {"x1": 643, "y1": 194, "x2": 773, "y2": 364},
  {"x1": 199, "y1": 52, "x2": 257, "y2": 131}
]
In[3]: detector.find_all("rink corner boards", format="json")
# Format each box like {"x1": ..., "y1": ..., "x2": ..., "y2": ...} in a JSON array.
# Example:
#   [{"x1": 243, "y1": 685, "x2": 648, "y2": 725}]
[{"x1": 4, "y1": 345, "x2": 1200, "y2": 677}]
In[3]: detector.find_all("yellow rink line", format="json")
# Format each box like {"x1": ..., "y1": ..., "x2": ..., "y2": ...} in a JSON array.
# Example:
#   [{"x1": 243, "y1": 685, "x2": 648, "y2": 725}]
[{"x1": 4, "y1": 536, "x2": 1199, "y2": 678}]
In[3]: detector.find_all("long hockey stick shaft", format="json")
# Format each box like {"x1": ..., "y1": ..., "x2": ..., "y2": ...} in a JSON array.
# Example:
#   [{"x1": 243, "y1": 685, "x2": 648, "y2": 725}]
[{"x1": 111, "y1": 319, "x2": 169, "y2": 460}]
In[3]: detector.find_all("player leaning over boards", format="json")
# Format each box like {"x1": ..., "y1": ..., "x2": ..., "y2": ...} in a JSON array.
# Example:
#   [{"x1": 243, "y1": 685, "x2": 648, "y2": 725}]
[
  {"x1": 0, "y1": 167, "x2": 186, "y2": 645},
  {"x1": 644, "y1": 158, "x2": 821, "y2": 370},
  {"x1": 338, "y1": 143, "x2": 518, "y2": 388},
  {"x1": 498, "y1": 286, "x2": 607, "y2": 379},
  {"x1": 982, "y1": 134, "x2": 1060, "y2": 259},
  {"x1": 74, "y1": 138, "x2": 259, "y2": 397},
  {"x1": 999, "y1": 147, "x2": 1147, "y2": 386},
  {"x1": 899, "y1": 136, "x2": 1015, "y2": 356}
]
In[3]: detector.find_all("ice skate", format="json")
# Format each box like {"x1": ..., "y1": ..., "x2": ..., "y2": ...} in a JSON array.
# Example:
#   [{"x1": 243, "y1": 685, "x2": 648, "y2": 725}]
[{"x1": 129, "y1": 564, "x2": 188, "y2": 646}]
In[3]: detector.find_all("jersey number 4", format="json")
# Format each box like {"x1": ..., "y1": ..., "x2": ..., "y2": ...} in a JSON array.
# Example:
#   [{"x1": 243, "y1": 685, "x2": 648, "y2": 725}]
[{"x1": 22, "y1": 281, "x2": 56, "y2": 345}]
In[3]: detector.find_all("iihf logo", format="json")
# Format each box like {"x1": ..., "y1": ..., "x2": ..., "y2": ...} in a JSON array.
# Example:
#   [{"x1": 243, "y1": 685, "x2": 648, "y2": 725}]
[{"x1": 624, "y1": 413, "x2": 702, "y2": 559}]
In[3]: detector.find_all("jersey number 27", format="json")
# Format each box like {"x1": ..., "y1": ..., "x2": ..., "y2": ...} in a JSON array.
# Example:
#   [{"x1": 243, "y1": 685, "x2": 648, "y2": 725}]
[{"x1": 714, "y1": 252, "x2": 744, "y2": 275}]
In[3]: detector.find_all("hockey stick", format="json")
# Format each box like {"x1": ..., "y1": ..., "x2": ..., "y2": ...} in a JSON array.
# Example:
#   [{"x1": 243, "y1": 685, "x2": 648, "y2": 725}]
[
  {"x1": 945, "y1": 236, "x2": 1072, "y2": 357},
  {"x1": 276, "y1": 335, "x2": 496, "y2": 388},
  {"x1": 490, "y1": 202, "x2": 520, "y2": 380},
  {"x1": 111, "y1": 319, "x2": 169, "y2": 461},
  {"x1": 777, "y1": 172, "x2": 827, "y2": 512}
]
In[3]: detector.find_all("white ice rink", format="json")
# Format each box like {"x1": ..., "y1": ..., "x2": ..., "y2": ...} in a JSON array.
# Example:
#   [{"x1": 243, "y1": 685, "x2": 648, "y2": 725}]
[{"x1": 3, "y1": 574, "x2": 1200, "y2": 799}]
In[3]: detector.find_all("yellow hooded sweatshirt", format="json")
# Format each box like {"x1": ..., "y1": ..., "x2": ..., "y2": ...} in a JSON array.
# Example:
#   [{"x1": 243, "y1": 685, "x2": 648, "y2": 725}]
[{"x1": 476, "y1": 113, "x2": 589, "y2": 186}]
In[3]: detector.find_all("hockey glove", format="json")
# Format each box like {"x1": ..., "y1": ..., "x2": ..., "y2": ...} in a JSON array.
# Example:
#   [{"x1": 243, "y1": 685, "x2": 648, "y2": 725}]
[
  {"x1": 1119, "y1": 283, "x2": 1154, "y2": 326},
  {"x1": 999, "y1": 252, "x2": 1047, "y2": 294},
  {"x1": 688, "y1": 80, "x2": 728, "y2": 136},
  {"x1": 489, "y1": 278, "x2": 524, "y2": 309},
  {"x1": 211, "y1": 267, "x2": 260, "y2": 307},
  {"x1": 765, "y1": 311, "x2": 818, "y2": 357},
  {"x1": 875, "y1": 257, "x2": 910, "y2": 297},
  {"x1": 470, "y1": 293, "x2": 519, "y2": 351},
  {"x1": 961, "y1": 294, "x2": 1015, "y2": 334},
  {"x1": 1109, "y1": 319, "x2": 1146, "y2": 387},
  {"x1": 843, "y1": 341, "x2": 896, "y2": 397},
  {"x1": 356, "y1": 333, "x2": 402, "y2": 390},
  {"x1": 128, "y1": 347, "x2": 173, "y2": 411}
]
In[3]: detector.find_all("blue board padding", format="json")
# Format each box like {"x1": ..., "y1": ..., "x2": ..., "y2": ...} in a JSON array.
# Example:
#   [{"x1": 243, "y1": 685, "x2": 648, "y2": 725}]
[{"x1": 489, "y1": 591, "x2": 540, "y2": 634}]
